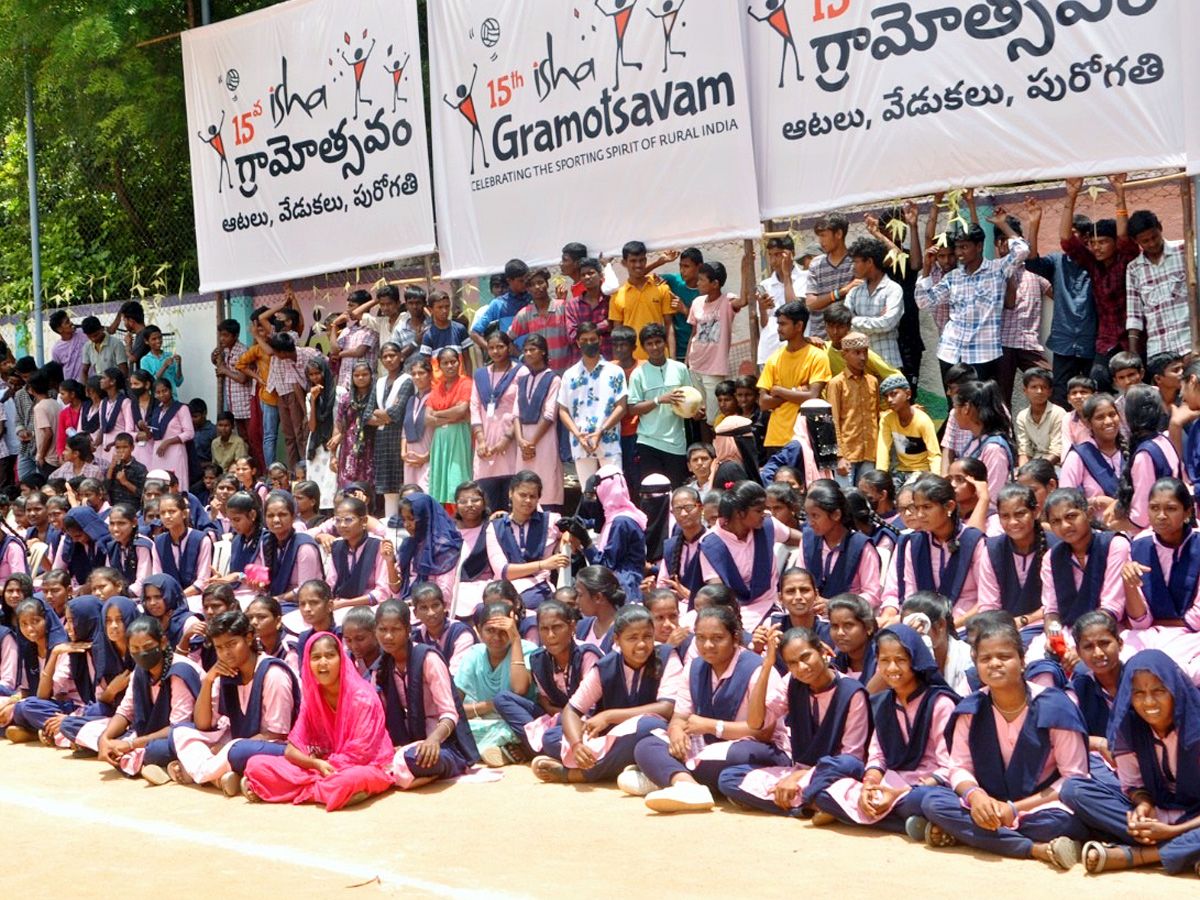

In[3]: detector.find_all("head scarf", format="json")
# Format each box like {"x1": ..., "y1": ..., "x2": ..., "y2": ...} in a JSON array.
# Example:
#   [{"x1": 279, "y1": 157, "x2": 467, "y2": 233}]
[
  {"x1": 97, "y1": 596, "x2": 140, "y2": 686},
  {"x1": 343, "y1": 364, "x2": 376, "y2": 460},
  {"x1": 638, "y1": 474, "x2": 672, "y2": 565},
  {"x1": 64, "y1": 506, "x2": 111, "y2": 546},
  {"x1": 290, "y1": 632, "x2": 393, "y2": 769},
  {"x1": 66, "y1": 596, "x2": 103, "y2": 703},
  {"x1": 714, "y1": 416, "x2": 761, "y2": 486},
  {"x1": 306, "y1": 356, "x2": 338, "y2": 460},
  {"x1": 395, "y1": 492, "x2": 464, "y2": 585},
  {"x1": 143, "y1": 573, "x2": 191, "y2": 647},
  {"x1": 595, "y1": 466, "x2": 647, "y2": 551}
]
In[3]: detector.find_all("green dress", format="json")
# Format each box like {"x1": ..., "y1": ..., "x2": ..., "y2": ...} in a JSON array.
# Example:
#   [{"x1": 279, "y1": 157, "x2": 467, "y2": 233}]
[
  {"x1": 454, "y1": 641, "x2": 538, "y2": 751},
  {"x1": 427, "y1": 375, "x2": 473, "y2": 503}
]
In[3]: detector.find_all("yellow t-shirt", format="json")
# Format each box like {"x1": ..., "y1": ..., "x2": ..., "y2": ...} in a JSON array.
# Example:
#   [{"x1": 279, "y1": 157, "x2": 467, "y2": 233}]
[
  {"x1": 757, "y1": 342, "x2": 832, "y2": 447},
  {"x1": 610, "y1": 278, "x2": 672, "y2": 360},
  {"x1": 876, "y1": 406, "x2": 943, "y2": 473}
]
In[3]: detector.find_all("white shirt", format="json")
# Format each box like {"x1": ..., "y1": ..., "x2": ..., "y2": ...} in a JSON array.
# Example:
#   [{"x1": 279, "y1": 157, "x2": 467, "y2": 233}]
[{"x1": 757, "y1": 264, "x2": 808, "y2": 366}]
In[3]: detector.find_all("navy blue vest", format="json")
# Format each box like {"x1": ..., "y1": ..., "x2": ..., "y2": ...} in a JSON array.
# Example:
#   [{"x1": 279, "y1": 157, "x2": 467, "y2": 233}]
[
  {"x1": 529, "y1": 642, "x2": 600, "y2": 708},
  {"x1": 957, "y1": 686, "x2": 1086, "y2": 800},
  {"x1": 688, "y1": 651, "x2": 761, "y2": 740},
  {"x1": 154, "y1": 529, "x2": 207, "y2": 588},
  {"x1": 802, "y1": 528, "x2": 870, "y2": 599},
  {"x1": 263, "y1": 531, "x2": 319, "y2": 597},
  {"x1": 131, "y1": 661, "x2": 201, "y2": 736},
  {"x1": 218, "y1": 656, "x2": 300, "y2": 739},
  {"x1": 986, "y1": 533, "x2": 1055, "y2": 618},
  {"x1": 492, "y1": 512, "x2": 549, "y2": 568},
  {"x1": 787, "y1": 673, "x2": 869, "y2": 766},
  {"x1": 698, "y1": 519, "x2": 776, "y2": 605},
  {"x1": 1071, "y1": 668, "x2": 1117, "y2": 739},
  {"x1": 377, "y1": 643, "x2": 480, "y2": 763},
  {"x1": 331, "y1": 536, "x2": 381, "y2": 599},
  {"x1": 661, "y1": 530, "x2": 706, "y2": 605},
  {"x1": 574, "y1": 617, "x2": 615, "y2": 654},
  {"x1": 414, "y1": 620, "x2": 477, "y2": 666},
  {"x1": 590, "y1": 650, "x2": 661, "y2": 714},
  {"x1": 1071, "y1": 442, "x2": 1120, "y2": 496},
  {"x1": 1130, "y1": 533, "x2": 1200, "y2": 622},
  {"x1": 872, "y1": 681, "x2": 957, "y2": 772},
  {"x1": 909, "y1": 527, "x2": 984, "y2": 602},
  {"x1": 1049, "y1": 532, "x2": 1119, "y2": 627}
]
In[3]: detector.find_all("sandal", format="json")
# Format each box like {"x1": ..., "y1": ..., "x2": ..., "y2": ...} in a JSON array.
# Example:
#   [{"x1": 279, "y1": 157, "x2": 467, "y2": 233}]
[
  {"x1": 925, "y1": 822, "x2": 959, "y2": 848},
  {"x1": 1047, "y1": 837, "x2": 1082, "y2": 870},
  {"x1": 904, "y1": 816, "x2": 929, "y2": 842},
  {"x1": 810, "y1": 811, "x2": 837, "y2": 827},
  {"x1": 241, "y1": 776, "x2": 260, "y2": 803},
  {"x1": 531, "y1": 756, "x2": 570, "y2": 784},
  {"x1": 218, "y1": 771, "x2": 241, "y2": 797},
  {"x1": 1083, "y1": 841, "x2": 1135, "y2": 874}
]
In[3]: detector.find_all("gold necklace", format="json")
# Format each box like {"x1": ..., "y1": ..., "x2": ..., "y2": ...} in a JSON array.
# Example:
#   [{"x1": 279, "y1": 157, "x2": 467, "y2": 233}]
[{"x1": 992, "y1": 695, "x2": 1028, "y2": 716}]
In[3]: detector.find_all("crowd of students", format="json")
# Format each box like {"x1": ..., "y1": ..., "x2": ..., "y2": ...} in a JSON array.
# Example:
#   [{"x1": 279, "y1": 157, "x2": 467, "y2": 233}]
[{"x1": 0, "y1": 176, "x2": 1198, "y2": 878}]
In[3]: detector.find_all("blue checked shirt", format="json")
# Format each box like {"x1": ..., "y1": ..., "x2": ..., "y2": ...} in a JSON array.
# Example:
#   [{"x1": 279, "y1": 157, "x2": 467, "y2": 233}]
[{"x1": 916, "y1": 238, "x2": 1029, "y2": 365}]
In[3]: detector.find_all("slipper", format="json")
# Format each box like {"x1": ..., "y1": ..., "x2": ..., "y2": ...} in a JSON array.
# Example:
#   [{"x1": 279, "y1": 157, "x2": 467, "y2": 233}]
[
  {"x1": 218, "y1": 771, "x2": 241, "y2": 798},
  {"x1": 925, "y1": 822, "x2": 959, "y2": 848},
  {"x1": 810, "y1": 811, "x2": 837, "y2": 827},
  {"x1": 1083, "y1": 841, "x2": 1134, "y2": 874},
  {"x1": 531, "y1": 756, "x2": 570, "y2": 784},
  {"x1": 1047, "y1": 837, "x2": 1082, "y2": 870},
  {"x1": 141, "y1": 764, "x2": 171, "y2": 786},
  {"x1": 241, "y1": 776, "x2": 260, "y2": 803}
]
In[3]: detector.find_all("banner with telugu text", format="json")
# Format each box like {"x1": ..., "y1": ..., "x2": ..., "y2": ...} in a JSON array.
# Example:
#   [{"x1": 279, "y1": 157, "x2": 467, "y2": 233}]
[
  {"x1": 429, "y1": 0, "x2": 762, "y2": 278},
  {"x1": 746, "y1": 0, "x2": 1190, "y2": 220},
  {"x1": 182, "y1": 0, "x2": 435, "y2": 293}
]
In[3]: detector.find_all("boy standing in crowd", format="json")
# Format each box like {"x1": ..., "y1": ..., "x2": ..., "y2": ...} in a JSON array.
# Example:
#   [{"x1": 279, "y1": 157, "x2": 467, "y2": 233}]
[
  {"x1": 758, "y1": 301, "x2": 831, "y2": 452},
  {"x1": 804, "y1": 214, "x2": 859, "y2": 340},
  {"x1": 610, "y1": 241, "x2": 674, "y2": 360},
  {"x1": 826, "y1": 331, "x2": 878, "y2": 487},
  {"x1": 628, "y1": 323, "x2": 694, "y2": 487}
]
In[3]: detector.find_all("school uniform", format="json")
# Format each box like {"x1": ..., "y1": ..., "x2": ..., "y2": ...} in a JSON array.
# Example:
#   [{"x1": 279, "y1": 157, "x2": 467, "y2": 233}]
[
  {"x1": 879, "y1": 524, "x2": 985, "y2": 618},
  {"x1": 485, "y1": 512, "x2": 561, "y2": 609},
  {"x1": 962, "y1": 433, "x2": 1014, "y2": 513},
  {"x1": 974, "y1": 535, "x2": 1057, "y2": 645},
  {"x1": 584, "y1": 513, "x2": 647, "y2": 605},
  {"x1": 1038, "y1": 533, "x2": 1138, "y2": 638},
  {"x1": 167, "y1": 654, "x2": 300, "y2": 784},
  {"x1": 453, "y1": 523, "x2": 493, "y2": 620},
  {"x1": 154, "y1": 527, "x2": 214, "y2": 608},
  {"x1": 1121, "y1": 530, "x2": 1200, "y2": 681},
  {"x1": 1127, "y1": 433, "x2": 1183, "y2": 530},
  {"x1": 800, "y1": 526, "x2": 882, "y2": 609},
  {"x1": 254, "y1": 529, "x2": 322, "y2": 614},
  {"x1": 493, "y1": 641, "x2": 600, "y2": 755},
  {"x1": 655, "y1": 527, "x2": 707, "y2": 607},
  {"x1": 1060, "y1": 651, "x2": 1200, "y2": 875},
  {"x1": 324, "y1": 535, "x2": 392, "y2": 608},
  {"x1": 717, "y1": 668, "x2": 870, "y2": 816},
  {"x1": 542, "y1": 650, "x2": 669, "y2": 782},
  {"x1": 809, "y1": 625, "x2": 957, "y2": 830},
  {"x1": 633, "y1": 648, "x2": 792, "y2": 792},
  {"x1": 106, "y1": 536, "x2": 159, "y2": 600},
  {"x1": 919, "y1": 683, "x2": 1090, "y2": 858},
  {"x1": 698, "y1": 521, "x2": 789, "y2": 632},
  {"x1": 414, "y1": 619, "x2": 477, "y2": 678},
  {"x1": 1059, "y1": 439, "x2": 1123, "y2": 502},
  {"x1": 376, "y1": 644, "x2": 481, "y2": 788}
]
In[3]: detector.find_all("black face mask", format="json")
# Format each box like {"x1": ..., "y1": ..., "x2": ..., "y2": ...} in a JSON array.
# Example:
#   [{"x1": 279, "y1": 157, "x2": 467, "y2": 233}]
[
  {"x1": 580, "y1": 342, "x2": 601, "y2": 359},
  {"x1": 132, "y1": 647, "x2": 164, "y2": 671}
]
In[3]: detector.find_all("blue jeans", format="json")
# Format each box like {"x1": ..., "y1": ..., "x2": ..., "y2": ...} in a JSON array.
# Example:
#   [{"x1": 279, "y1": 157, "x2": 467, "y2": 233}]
[{"x1": 260, "y1": 399, "x2": 279, "y2": 466}]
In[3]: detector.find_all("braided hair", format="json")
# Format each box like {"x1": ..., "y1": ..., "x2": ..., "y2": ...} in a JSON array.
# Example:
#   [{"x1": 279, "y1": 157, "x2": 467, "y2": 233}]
[
  {"x1": 667, "y1": 486, "x2": 702, "y2": 581},
  {"x1": 995, "y1": 483, "x2": 1048, "y2": 566},
  {"x1": 844, "y1": 488, "x2": 892, "y2": 540},
  {"x1": 1116, "y1": 385, "x2": 1166, "y2": 519},
  {"x1": 109, "y1": 502, "x2": 142, "y2": 586}
]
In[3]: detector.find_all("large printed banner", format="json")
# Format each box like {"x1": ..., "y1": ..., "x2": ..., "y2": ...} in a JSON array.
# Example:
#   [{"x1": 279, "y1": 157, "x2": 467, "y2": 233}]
[
  {"x1": 747, "y1": 0, "x2": 1190, "y2": 219},
  {"x1": 182, "y1": 0, "x2": 435, "y2": 292},
  {"x1": 430, "y1": 0, "x2": 762, "y2": 278}
]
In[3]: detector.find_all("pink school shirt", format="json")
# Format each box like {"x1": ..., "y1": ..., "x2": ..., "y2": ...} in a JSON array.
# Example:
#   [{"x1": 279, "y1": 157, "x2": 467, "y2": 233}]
[
  {"x1": 1129, "y1": 434, "x2": 1182, "y2": 529},
  {"x1": 973, "y1": 545, "x2": 1037, "y2": 614},
  {"x1": 671, "y1": 648, "x2": 781, "y2": 729},
  {"x1": 485, "y1": 517, "x2": 562, "y2": 595},
  {"x1": 880, "y1": 525, "x2": 985, "y2": 615},
  {"x1": 947, "y1": 684, "x2": 1088, "y2": 795},
  {"x1": 685, "y1": 293, "x2": 737, "y2": 376},
  {"x1": 865, "y1": 691, "x2": 955, "y2": 782},
  {"x1": 469, "y1": 367, "x2": 521, "y2": 482},
  {"x1": 1060, "y1": 412, "x2": 1092, "y2": 455},
  {"x1": 1038, "y1": 534, "x2": 1144, "y2": 625},
  {"x1": 566, "y1": 657, "x2": 643, "y2": 715},
  {"x1": 415, "y1": 622, "x2": 476, "y2": 678},
  {"x1": 252, "y1": 537, "x2": 324, "y2": 596},
  {"x1": 205, "y1": 658, "x2": 296, "y2": 735},
  {"x1": 809, "y1": 534, "x2": 882, "y2": 609},
  {"x1": 114, "y1": 672, "x2": 197, "y2": 728},
  {"x1": 159, "y1": 530, "x2": 214, "y2": 594},
  {"x1": 0, "y1": 538, "x2": 26, "y2": 583},
  {"x1": 1059, "y1": 440, "x2": 1123, "y2": 501},
  {"x1": 1137, "y1": 531, "x2": 1200, "y2": 632},
  {"x1": 1114, "y1": 731, "x2": 1189, "y2": 824},
  {"x1": 655, "y1": 532, "x2": 705, "y2": 588},
  {"x1": 963, "y1": 438, "x2": 1009, "y2": 512},
  {"x1": 378, "y1": 651, "x2": 459, "y2": 738},
  {"x1": 699, "y1": 523, "x2": 790, "y2": 626},
  {"x1": 765, "y1": 670, "x2": 871, "y2": 761},
  {"x1": 322, "y1": 538, "x2": 392, "y2": 604},
  {"x1": 0, "y1": 631, "x2": 17, "y2": 691}
]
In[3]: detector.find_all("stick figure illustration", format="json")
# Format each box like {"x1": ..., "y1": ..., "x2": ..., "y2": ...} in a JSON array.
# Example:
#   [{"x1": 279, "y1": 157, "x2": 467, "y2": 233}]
[
  {"x1": 647, "y1": 0, "x2": 687, "y2": 74},
  {"x1": 383, "y1": 52, "x2": 412, "y2": 113},
  {"x1": 442, "y1": 64, "x2": 489, "y2": 176},
  {"x1": 197, "y1": 110, "x2": 233, "y2": 193},
  {"x1": 748, "y1": 0, "x2": 802, "y2": 88},
  {"x1": 594, "y1": 0, "x2": 642, "y2": 90},
  {"x1": 339, "y1": 37, "x2": 376, "y2": 120}
]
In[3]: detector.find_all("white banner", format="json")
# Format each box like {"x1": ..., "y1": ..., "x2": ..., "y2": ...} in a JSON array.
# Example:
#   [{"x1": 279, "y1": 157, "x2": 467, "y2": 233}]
[
  {"x1": 182, "y1": 0, "x2": 435, "y2": 292},
  {"x1": 429, "y1": 0, "x2": 762, "y2": 278},
  {"x1": 747, "y1": 0, "x2": 1190, "y2": 219}
]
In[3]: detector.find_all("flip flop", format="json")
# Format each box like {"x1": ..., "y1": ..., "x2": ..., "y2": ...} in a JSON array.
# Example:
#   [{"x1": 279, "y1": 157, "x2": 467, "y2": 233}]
[
  {"x1": 1083, "y1": 841, "x2": 1134, "y2": 874},
  {"x1": 810, "y1": 811, "x2": 837, "y2": 827},
  {"x1": 167, "y1": 760, "x2": 194, "y2": 785},
  {"x1": 241, "y1": 776, "x2": 260, "y2": 803},
  {"x1": 1047, "y1": 837, "x2": 1082, "y2": 870},
  {"x1": 904, "y1": 815, "x2": 929, "y2": 842}
]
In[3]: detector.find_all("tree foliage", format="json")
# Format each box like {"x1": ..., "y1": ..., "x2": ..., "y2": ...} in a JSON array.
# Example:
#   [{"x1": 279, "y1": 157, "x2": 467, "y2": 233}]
[{"x1": 0, "y1": 0, "x2": 290, "y2": 313}]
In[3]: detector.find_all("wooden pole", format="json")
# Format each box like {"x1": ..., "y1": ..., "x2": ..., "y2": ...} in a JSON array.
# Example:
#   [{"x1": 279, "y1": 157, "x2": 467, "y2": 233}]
[
  {"x1": 744, "y1": 238, "x2": 760, "y2": 370},
  {"x1": 1181, "y1": 176, "x2": 1200, "y2": 351}
]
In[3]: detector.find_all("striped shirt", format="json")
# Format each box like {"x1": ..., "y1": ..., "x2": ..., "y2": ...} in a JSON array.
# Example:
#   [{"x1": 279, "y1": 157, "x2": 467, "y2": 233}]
[{"x1": 509, "y1": 299, "x2": 572, "y2": 372}]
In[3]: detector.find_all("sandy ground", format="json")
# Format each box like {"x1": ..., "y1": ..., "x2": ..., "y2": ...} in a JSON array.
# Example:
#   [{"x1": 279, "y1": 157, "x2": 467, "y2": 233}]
[{"x1": 3, "y1": 740, "x2": 1196, "y2": 899}]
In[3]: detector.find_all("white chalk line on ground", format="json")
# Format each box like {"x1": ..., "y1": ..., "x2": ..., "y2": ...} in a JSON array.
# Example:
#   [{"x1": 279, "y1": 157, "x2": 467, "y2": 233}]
[{"x1": 0, "y1": 785, "x2": 527, "y2": 900}]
